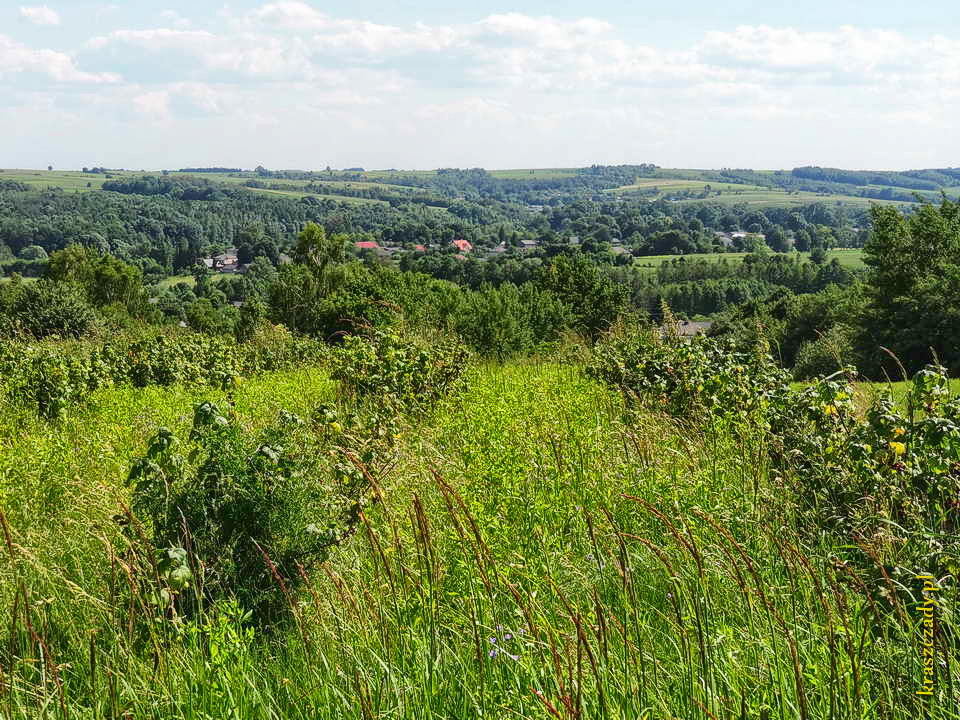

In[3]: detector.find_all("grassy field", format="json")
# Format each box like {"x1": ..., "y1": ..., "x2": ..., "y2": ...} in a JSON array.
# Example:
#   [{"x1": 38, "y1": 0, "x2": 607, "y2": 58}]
[
  {"x1": 1, "y1": 167, "x2": 939, "y2": 211},
  {"x1": 0, "y1": 169, "x2": 124, "y2": 192},
  {"x1": 633, "y1": 248, "x2": 865, "y2": 270},
  {"x1": 608, "y1": 179, "x2": 914, "y2": 209},
  {"x1": 0, "y1": 353, "x2": 956, "y2": 718}
]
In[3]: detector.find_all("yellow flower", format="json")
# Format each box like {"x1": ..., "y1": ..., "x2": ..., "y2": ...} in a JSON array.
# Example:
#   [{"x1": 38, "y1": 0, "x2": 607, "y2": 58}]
[
  {"x1": 823, "y1": 404, "x2": 837, "y2": 416},
  {"x1": 889, "y1": 441, "x2": 906, "y2": 456},
  {"x1": 893, "y1": 427, "x2": 906, "y2": 437}
]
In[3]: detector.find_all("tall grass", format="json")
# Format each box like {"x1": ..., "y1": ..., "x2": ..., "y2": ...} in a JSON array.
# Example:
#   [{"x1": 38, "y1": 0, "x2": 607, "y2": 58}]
[{"x1": 0, "y1": 360, "x2": 956, "y2": 718}]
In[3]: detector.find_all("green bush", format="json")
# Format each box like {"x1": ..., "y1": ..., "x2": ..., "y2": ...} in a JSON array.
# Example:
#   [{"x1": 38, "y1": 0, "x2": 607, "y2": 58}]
[
  {"x1": 587, "y1": 320, "x2": 789, "y2": 422},
  {"x1": 0, "y1": 326, "x2": 328, "y2": 419},
  {"x1": 332, "y1": 329, "x2": 469, "y2": 412},
  {"x1": 792, "y1": 323, "x2": 855, "y2": 380},
  {"x1": 2, "y1": 280, "x2": 98, "y2": 338},
  {"x1": 771, "y1": 365, "x2": 960, "y2": 572},
  {"x1": 128, "y1": 401, "x2": 385, "y2": 622}
]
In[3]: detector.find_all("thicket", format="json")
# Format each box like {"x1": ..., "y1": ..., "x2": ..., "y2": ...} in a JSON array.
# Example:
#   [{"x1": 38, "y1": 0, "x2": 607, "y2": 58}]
[
  {"x1": 589, "y1": 323, "x2": 960, "y2": 577},
  {"x1": 0, "y1": 326, "x2": 327, "y2": 419}
]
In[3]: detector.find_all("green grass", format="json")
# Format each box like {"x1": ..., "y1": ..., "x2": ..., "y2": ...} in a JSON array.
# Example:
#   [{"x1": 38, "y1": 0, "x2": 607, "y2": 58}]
[
  {"x1": 633, "y1": 248, "x2": 865, "y2": 270},
  {"x1": 488, "y1": 168, "x2": 580, "y2": 180},
  {"x1": 1, "y1": 356, "x2": 955, "y2": 718},
  {"x1": 153, "y1": 272, "x2": 245, "y2": 290},
  {"x1": 0, "y1": 169, "x2": 125, "y2": 192}
]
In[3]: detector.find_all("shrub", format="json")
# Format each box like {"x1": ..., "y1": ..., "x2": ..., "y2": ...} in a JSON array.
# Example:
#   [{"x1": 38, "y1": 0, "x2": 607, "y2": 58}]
[
  {"x1": 128, "y1": 402, "x2": 387, "y2": 622},
  {"x1": 3, "y1": 280, "x2": 98, "y2": 338},
  {"x1": 587, "y1": 320, "x2": 789, "y2": 422},
  {"x1": 770, "y1": 365, "x2": 960, "y2": 574},
  {"x1": 0, "y1": 326, "x2": 329, "y2": 419},
  {"x1": 792, "y1": 323, "x2": 856, "y2": 380},
  {"x1": 332, "y1": 329, "x2": 469, "y2": 412}
]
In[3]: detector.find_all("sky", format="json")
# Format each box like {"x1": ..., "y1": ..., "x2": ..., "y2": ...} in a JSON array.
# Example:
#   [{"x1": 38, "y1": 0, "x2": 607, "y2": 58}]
[{"x1": 2, "y1": 1, "x2": 959, "y2": 171}]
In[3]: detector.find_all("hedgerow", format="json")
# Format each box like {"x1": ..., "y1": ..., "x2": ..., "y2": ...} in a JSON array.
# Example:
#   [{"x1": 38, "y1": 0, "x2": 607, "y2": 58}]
[
  {"x1": 0, "y1": 325, "x2": 328, "y2": 419},
  {"x1": 331, "y1": 328, "x2": 470, "y2": 412}
]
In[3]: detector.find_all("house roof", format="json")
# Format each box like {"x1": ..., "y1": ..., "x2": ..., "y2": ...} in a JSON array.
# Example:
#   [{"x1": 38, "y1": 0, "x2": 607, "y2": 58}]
[
  {"x1": 451, "y1": 239, "x2": 473, "y2": 252},
  {"x1": 355, "y1": 241, "x2": 379, "y2": 250},
  {"x1": 414, "y1": 244, "x2": 427, "y2": 252}
]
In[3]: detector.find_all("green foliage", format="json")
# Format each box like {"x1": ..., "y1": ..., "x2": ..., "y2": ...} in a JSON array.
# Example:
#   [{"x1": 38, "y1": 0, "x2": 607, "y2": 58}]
[
  {"x1": 773, "y1": 366, "x2": 960, "y2": 573},
  {"x1": 0, "y1": 279, "x2": 98, "y2": 338},
  {"x1": 587, "y1": 318, "x2": 789, "y2": 421},
  {"x1": 589, "y1": 322, "x2": 959, "y2": 578},
  {"x1": 332, "y1": 329, "x2": 469, "y2": 411},
  {"x1": 0, "y1": 326, "x2": 327, "y2": 418},
  {"x1": 453, "y1": 283, "x2": 570, "y2": 358},
  {"x1": 792, "y1": 323, "x2": 856, "y2": 379},
  {"x1": 1, "y1": 357, "x2": 958, "y2": 717},
  {"x1": 128, "y1": 401, "x2": 383, "y2": 621},
  {"x1": 536, "y1": 253, "x2": 627, "y2": 339},
  {"x1": 862, "y1": 199, "x2": 960, "y2": 375}
]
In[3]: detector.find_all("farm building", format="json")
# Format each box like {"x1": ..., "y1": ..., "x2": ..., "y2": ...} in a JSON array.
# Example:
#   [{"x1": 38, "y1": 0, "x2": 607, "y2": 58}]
[{"x1": 451, "y1": 239, "x2": 473, "y2": 252}]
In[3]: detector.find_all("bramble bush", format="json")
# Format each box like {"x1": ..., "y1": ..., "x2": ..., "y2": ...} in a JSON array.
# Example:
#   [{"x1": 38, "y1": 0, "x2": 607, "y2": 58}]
[
  {"x1": 332, "y1": 328, "x2": 470, "y2": 412},
  {"x1": 772, "y1": 365, "x2": 960, "y2": 574},
  {"x1": 0, "y1": 326, "x2": 328, "y2": 419},
  {"x1": 586, "y1": 318, "x2": 789, "y2": 422},
  {"x1": 589, "y1": 322, "x2": 960, "y2": 577},
  {"x1": 128, "y1": 400, "x2": 391, "y2": 623}
]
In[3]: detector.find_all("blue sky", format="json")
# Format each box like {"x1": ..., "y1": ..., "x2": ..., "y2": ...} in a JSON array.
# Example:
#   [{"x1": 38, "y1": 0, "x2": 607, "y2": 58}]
[{"x1": 2, "y1": 1, "x2": 959, "y2": 171}]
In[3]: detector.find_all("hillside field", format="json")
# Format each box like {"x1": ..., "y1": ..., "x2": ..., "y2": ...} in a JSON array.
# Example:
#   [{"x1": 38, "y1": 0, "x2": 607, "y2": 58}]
[
  {"x1": 0, "y1": 348, "x2": 956, "y2": 718},
  {"x1": 633, "y1": 248, "x2": 865, "y2": 271}
]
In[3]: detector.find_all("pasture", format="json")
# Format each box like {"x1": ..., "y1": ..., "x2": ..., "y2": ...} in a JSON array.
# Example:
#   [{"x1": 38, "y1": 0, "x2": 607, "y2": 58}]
[{"x1": 632, "y1": 248, "x2": 865, "y2": 271}]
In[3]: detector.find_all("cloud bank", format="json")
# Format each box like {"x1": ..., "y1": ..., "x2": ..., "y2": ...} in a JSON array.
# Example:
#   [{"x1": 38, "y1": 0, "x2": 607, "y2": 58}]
[{"x1": 2, "y1": 1, "x2": 959, "y2": 169}]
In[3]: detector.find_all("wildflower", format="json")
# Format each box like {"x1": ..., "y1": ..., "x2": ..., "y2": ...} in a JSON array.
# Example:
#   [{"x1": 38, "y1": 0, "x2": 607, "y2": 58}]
[
  {"x1": 889, "y1": 441, "x2": 906, "y2": 456},
  {"x1": 893, "y1": 427, "x2": 906, "y2": 437}
]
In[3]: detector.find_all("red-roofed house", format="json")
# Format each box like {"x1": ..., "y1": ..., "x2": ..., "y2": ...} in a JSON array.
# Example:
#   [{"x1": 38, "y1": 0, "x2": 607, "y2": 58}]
[
  {"x1": 414, "y1": 244, "x2": 427, "y2": 252},
  {"x1": 355, "y1": 241, "x2": 380, "y2": 250},
  {"x1": 451, "y1": 239, "x2": 473, "y2": 252}
]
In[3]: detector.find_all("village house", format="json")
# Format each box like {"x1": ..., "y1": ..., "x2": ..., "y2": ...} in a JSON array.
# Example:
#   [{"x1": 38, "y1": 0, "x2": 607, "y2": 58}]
[
  {"x1": 451, "y1": 239, "x2": 473, "y2": 252},
  {"x1": 207, "y1": 247, "x2": 241, "y2": 272}
]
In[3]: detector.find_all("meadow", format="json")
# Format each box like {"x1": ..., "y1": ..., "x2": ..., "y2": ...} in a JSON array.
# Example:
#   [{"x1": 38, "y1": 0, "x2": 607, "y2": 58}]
[
  {"x1": 0, "y1": 327, "x2": 956, "y2": 718},
  {"x1": 633, "y1": 249, "x2": 865, "y2": 271}
]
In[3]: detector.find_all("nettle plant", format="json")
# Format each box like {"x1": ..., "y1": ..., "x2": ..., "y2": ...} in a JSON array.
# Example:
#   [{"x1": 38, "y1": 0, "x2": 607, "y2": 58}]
[
  {"x1": 128, "y1": 401, "x2": 391, "y2": 623},
  {"x1": 332, "y1": 329, "x2": 470, "y2": 412}
]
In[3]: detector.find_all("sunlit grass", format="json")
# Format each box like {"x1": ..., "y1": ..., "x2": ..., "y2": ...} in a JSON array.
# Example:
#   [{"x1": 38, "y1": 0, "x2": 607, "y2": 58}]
[{"x1": 0, "y1": 359, "x2": 956, "y2": 718}]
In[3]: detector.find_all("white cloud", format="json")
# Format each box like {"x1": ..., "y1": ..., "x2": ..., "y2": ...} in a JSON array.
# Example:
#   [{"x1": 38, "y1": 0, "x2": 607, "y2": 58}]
[
  {"x1": 132, "y1": 89, "x2": 170, "y2": 121},
  {"x1": 19, "y1": 5, "x2": 60, "y2": 27},
  {"x1": 7, "y1": 5, "x2": 960, "y2": 169},
  {"x1": 159, "y1": 10, "x2": 191, "y2": 29},
  {"x1": 0, "y1": 34, "x2": 119, "y2": 83}
]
